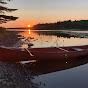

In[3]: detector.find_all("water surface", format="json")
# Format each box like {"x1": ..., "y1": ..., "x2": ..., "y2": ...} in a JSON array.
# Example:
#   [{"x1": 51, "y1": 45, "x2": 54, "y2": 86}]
[
  {"x1": 7, "y1": 29, "x2": 88, "y2": 88},
  {"x1": 17, "y1": 29, "x2": 88, "y2": 48}
]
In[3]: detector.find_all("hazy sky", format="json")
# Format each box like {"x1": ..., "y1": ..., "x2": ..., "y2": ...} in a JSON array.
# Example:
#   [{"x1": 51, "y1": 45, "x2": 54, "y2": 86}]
[{"x1": 1, "y1": 0, "x2": 88, "y2": 28}]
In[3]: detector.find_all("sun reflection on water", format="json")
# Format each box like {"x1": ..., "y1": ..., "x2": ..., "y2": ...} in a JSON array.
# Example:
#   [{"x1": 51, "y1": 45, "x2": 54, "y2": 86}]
[
  {"x1": 18, "y1": 30, "x2": 88, "y2": 48},
  {"x1": 28, "y1": 29, "x2": 31, "y2": 34}
]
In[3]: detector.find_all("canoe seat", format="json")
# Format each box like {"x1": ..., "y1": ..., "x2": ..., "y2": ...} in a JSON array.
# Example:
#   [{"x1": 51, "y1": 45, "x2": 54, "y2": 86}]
[{"x1": 72, "y1": 48, "x2": 84, "y2": 51}]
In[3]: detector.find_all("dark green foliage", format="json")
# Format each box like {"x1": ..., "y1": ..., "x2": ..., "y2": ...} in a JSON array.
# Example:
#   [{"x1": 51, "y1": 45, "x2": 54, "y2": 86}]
[
  {"x1": 0, "y1": 0, "x2": 18, "y2": 24},
  {"x1": 33, "y1": 20, "x2": 88, "y2": 30}
]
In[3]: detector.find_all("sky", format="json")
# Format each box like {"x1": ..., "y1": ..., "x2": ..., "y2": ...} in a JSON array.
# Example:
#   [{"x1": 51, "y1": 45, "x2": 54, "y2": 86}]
[{"x1": 1, "y1": 0, "x2": 88, "y2": 28}]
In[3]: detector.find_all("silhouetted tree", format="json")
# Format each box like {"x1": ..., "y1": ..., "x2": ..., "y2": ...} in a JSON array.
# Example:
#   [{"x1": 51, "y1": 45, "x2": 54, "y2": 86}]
[
  {"x1": 33, "y1": 20, "x2": 88, "y2": 30},
  {"x1": 0, "y1": 0, "x2": 18, "y2": 24}
]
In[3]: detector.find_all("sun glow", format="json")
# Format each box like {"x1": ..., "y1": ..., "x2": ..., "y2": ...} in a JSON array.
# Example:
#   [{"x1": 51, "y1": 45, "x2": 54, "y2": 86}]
[{"x1": 28, "y1": 25, "x2": 31, "y2": 27}]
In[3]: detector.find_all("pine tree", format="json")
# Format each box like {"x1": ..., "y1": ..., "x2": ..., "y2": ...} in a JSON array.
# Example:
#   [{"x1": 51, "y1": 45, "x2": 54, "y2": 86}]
[{"x1": 0, "y1": 0, "x2": 18, "y2": 24}]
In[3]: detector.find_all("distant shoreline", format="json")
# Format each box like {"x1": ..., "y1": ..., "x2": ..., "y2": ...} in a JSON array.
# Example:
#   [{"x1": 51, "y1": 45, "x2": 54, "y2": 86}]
[
  {"x1": 32, "y1": 20, "x2": 88, "y2": 31},
  {"x1": 6, "y1": 28, "x2": 88, "y2": 31},
  {"x1": 7, "y1": 27, "x2": 31, "y2": 29},
  {"x1": 7, "y1": 28, "x2": 88, "y2": 31}
]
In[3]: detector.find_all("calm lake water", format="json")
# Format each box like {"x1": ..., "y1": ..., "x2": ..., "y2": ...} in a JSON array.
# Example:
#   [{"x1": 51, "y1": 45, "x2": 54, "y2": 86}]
[
  {"x1": 7, "y1": 29, "x2": 88, "y2": 88},
  {"x1": 17, "y1": 29, "x2": 88, "y2": 48}
]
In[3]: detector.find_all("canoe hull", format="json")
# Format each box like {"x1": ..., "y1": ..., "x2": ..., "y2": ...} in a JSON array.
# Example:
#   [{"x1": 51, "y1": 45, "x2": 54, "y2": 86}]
[
  {"x1": 0, "y1": 48, "x2": 34, "y2": 62},
  {"x1": 31, "y1": 50, "x2": 88, "y2": 61},
  {"x1": 0, "y1": 45, "x2": 88, "y2": 62}
]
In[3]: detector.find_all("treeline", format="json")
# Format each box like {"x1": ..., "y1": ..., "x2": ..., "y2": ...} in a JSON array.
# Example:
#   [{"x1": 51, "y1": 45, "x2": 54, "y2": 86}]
[{"x1": 32, "y1": 20, "x2": 88, "y2": 30}]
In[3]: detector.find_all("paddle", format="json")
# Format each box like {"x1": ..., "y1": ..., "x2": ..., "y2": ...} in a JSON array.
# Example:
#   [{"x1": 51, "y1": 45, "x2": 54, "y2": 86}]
[
  {"x1": 20, "y1": 60, "x2": 37, "y2": 64},
  {"x1": 21, "y1": 45, "x2": 34, "y2": 56}
]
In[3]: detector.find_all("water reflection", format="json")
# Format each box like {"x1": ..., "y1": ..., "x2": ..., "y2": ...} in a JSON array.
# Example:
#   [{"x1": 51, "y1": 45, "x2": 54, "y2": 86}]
[
  {"x1": 28, "y1": 29, "x2": 31, "y2": 34},
  {"x1": 18, "y1": 30, "x2": 88, "y2": 48},
  {"x1": 34, "y1": 31, "x2": 74, "y2": 38},
  {"x1": 26, "y1": 56, "x2": 88, "y2": 76}
]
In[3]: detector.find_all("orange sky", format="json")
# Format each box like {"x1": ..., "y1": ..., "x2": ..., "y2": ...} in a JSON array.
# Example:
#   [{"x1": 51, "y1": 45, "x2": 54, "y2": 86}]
[{"x1": 1, "y1": 0, "x2": 88, "y2": 28}]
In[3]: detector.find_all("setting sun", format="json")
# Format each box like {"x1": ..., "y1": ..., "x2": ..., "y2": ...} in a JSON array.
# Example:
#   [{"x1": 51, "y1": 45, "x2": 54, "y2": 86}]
[{"x1": 28, "y1": 25, "x2": 31, "y2": 27}]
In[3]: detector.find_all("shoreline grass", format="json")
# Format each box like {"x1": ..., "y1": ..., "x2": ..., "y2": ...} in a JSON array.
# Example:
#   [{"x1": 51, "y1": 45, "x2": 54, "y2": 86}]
[{"x1": 0, "y1": 27, "x2": 18, "y2": 39}]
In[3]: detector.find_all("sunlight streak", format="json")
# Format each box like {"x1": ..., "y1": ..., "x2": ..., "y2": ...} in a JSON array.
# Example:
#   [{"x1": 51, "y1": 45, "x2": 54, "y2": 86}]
[{"x1": 28, "y1": 29, "x2": 31, "y2": 34}]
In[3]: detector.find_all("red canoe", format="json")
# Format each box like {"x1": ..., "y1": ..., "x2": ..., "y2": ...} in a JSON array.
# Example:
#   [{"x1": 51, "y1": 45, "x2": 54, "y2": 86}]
[{"x1": 0, "y1": 45, "x2": 88, "y2": 62}]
